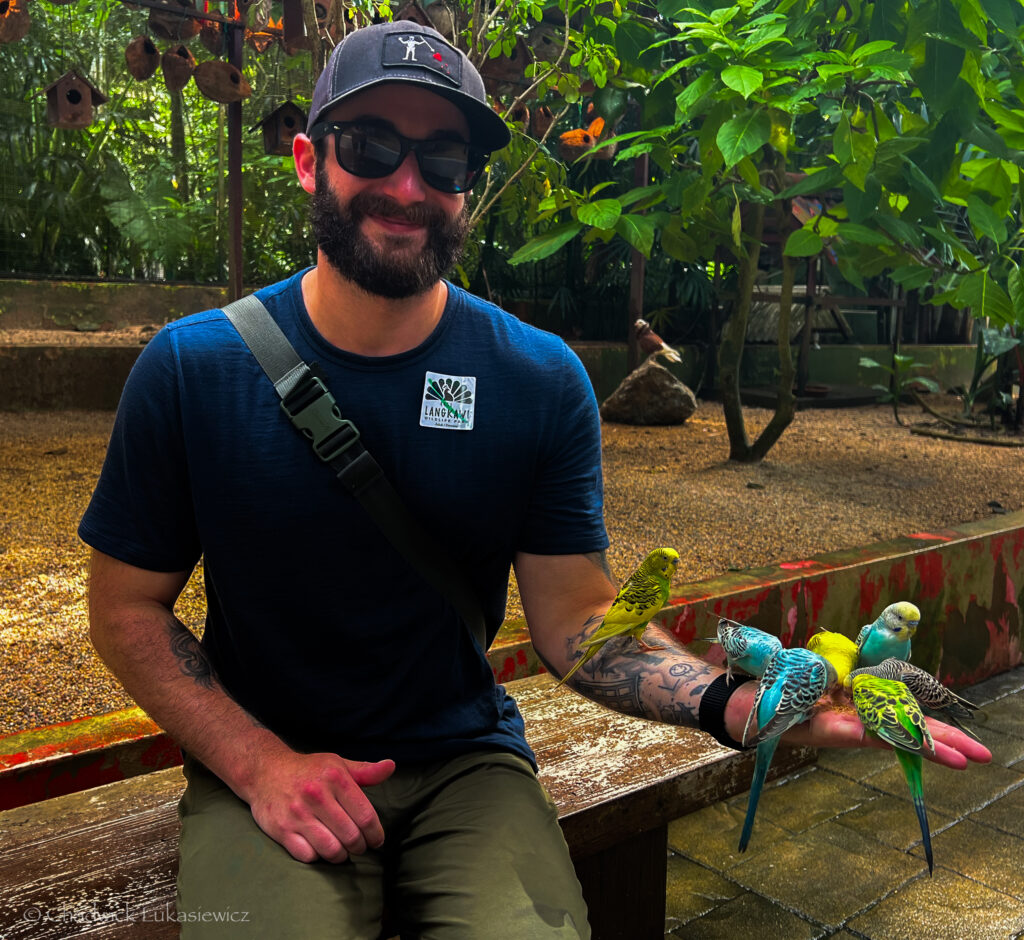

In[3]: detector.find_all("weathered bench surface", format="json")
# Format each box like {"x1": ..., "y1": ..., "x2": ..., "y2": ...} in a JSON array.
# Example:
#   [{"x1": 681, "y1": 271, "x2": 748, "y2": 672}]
[{"x1": 0, "y1": 674, "x2": 814, "y2": 939}]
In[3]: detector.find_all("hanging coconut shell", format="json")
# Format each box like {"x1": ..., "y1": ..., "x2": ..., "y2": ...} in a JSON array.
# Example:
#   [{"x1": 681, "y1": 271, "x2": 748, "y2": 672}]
[
  {"x1": 558, "y1": 116, "x2": 615, "y2": 163},
  {"x1": 161, "y1": 44, "x2": 196, "y2": 93},
  {"x1": 0, "y1": 0, "x2": 31, "y2": 45},
  {"x1": 508, "y1": 103, "x2": 529, "y2": 133},
  {"x1": 193, "y1": 60, "x2": 252, "y2": 104},
  {"x1": 199, "y1": 20, "x2": 223, "y2": 55},
  {"x1": 245, "y1": 16, "x2": 279, "y2": 54},
  {"x1": 480, "y1": 35, "x2": 532, "y2": 95},
  {"x1": 529, "y1": 104, "x2": 554, "y2": 140},
  {"x1": 125, "y1": 35, "x2": 160, "y2": 81},
  {"x1": 149, "y1": 0, "x2": 201, "y2": 42}
]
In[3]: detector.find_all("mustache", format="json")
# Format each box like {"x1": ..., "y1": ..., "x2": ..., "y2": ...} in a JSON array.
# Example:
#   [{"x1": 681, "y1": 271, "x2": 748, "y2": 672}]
[{"x1": 347, "y1": 191, "x2": 451, "y2": 229}]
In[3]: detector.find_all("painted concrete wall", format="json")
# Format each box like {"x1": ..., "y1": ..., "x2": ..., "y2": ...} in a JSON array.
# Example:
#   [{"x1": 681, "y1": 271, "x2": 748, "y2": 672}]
[{"x1": 2, "y1": 513, "x2": 1020, "y2": 810}]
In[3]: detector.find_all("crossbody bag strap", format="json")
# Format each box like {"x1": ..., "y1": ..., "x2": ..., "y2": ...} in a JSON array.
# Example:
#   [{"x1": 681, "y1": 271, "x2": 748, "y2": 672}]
[{"x1": 223, "y1": 294, "x2": 490, "y2": 652}]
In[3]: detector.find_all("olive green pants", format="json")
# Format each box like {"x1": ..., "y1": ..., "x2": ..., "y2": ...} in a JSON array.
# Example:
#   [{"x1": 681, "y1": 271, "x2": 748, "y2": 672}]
[{"x1": 176, "y1": 750, "x2": 590, "y2": 939}]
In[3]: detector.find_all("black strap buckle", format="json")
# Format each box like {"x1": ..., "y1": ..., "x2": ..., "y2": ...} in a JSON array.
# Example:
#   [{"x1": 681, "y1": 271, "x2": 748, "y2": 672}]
[{"x1": 281, "y1": 371, "x2": 361, "y2": 464}]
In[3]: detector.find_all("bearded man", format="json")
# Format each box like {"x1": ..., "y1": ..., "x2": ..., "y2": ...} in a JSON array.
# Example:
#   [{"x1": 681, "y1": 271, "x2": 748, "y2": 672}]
[{"x1": 79, "y1": 20, "x2": 990, "y2": 939}]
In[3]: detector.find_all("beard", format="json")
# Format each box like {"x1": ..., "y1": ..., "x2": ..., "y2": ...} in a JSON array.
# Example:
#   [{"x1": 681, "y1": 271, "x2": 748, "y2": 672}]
[{"x1": 310, "y1": 162, "x2": 470, "y2": 299}]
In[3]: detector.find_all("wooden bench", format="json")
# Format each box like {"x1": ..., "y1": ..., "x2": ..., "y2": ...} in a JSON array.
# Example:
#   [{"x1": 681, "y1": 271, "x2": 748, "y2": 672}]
[{"x1": 0, "y1": 674, "x2": 815, "y2": 939}]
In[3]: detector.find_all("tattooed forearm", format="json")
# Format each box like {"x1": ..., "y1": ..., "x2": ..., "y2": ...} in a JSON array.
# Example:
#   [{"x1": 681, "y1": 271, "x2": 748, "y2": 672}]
[
  {"x1": 569, "y1": 626, "x2": 718, "y2": 726},
  {"x1": 166, "y1": 621, "x2": 220, "y2": 692}
]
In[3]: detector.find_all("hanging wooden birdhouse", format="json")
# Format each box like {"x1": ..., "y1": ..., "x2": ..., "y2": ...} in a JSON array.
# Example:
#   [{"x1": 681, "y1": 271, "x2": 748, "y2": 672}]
[
  {"x1": 125, "y1": 35, "x2": 160, "y2": 80},
  {"x1": 149, "y1": 0, "x2": 200, "y2": 41},
  {"x1": 252, "y1": 101, "x2": 306, "y2": 155},
  {"x1": 44, "y1": 71, "x2": 108, "y2": 130},
  {"x1": 161, "y1": 44, "x2": 196, "y2": 93},
  {"x1": 193, "y1": 60, "x2": 252, "y2": 104},
  {"x1": 0, "y1": 0, "x2": 31, "y2": 44}
]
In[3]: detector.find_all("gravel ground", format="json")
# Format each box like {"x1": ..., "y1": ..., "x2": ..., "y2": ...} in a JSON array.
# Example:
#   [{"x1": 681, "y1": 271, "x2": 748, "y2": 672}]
[{"x1": 1, "y1": 401, "x2": 1022, "y2": 736}]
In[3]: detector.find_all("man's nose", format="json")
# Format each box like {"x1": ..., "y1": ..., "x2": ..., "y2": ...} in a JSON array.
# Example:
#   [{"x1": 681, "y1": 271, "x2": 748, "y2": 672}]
[{"x1": 378, "y1": 150, "x2": 429, "y2": 202}]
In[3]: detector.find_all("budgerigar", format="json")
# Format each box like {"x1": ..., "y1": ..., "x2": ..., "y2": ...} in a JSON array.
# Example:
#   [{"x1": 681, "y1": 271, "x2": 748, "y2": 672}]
[
  {"x1": 737, "y1": 647, "x2": 837, "y2": 852},
  {"x1": 856, "y1": 601, "x2": 920, "y2": 667},
  {"x1": 806, "y1": 629, "x2": 860, "y2": 688},
  {"x1": 849, "y1": 673, "x2": 935, "y2": 874},
  {"x1": 557, "y1": 547, "x2": 680, "y2": 686},
  {"x1": 849, "y1": 658, "x2": 982, "y2": 741},
  {"x1": 713, "y1": 618, "x2": 782, "y2": 680}
]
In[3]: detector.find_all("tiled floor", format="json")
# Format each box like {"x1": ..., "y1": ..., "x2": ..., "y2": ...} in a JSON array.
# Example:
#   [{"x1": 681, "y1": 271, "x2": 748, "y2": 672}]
[{"x1": 664, "y1": 667, "x2": 1024, "y2": 939}]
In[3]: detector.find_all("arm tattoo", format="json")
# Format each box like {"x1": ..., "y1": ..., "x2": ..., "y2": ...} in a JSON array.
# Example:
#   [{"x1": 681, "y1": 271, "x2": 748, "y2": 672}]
[
  {"x1": 166, "y1": 621, "x2": 220, "y2": 692},
  {"x1": 569, "y1": 625, "x2": 717, "y2": 726}
]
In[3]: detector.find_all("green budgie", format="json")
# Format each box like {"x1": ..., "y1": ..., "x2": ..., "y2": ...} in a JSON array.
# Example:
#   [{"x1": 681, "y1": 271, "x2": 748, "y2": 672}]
[
  {"x1": 712, "y1": 618, "x2": 782, "y2": 680},
  {"x1": 849, "y1": 658, "x2": 982, "y2": 741},
  {"x1": 849, "y1": 673, "x2": 935, "y2": 874},
  {"x1": 856, "y1": 601, "x2": 920, "y2": 667},
  {"x1": 557, "y1": 547, "x2": 679, "y2": 687},
  {"x1": 738, "y1": 647, "x2": 837, "y2": 852}
]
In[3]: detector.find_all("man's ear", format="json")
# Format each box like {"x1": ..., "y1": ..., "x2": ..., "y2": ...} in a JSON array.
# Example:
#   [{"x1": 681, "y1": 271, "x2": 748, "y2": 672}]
[{"x1": 294, "y1": 134, "x2": 317, "y2": 195}]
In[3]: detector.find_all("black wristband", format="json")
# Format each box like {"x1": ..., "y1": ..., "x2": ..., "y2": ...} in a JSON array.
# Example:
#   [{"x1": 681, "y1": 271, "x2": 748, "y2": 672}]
[{"x1": 699, "y1": 673, "x2": 756, "y2": 750}]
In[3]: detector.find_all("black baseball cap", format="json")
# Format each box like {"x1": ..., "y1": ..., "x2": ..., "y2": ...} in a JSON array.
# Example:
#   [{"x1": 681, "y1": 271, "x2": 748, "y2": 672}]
[{"x1": 306, "y1": 21, "x2": 511, "y2": 153}]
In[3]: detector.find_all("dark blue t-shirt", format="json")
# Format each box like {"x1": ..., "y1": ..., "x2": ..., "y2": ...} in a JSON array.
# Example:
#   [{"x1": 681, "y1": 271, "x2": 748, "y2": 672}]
[{"x1": 79, "y1": 270, "x2": 608, "y2": 767}]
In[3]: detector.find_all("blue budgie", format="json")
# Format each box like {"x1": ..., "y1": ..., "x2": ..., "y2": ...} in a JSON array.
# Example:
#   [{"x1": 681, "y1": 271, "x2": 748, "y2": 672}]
[
  {"x1": 713, "y1": 618, "x2": 782, "y2": 680},
  {"x1": 856, "y1": 601, "x2": 920, "y2": 667},
  {"x1": 738, "y1": 647, "x2": 837, "y2": 852}
]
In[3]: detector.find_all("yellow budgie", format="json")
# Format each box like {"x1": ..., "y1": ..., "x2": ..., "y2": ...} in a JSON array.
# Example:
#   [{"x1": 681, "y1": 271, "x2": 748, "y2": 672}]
[
  {"x1": 806, "y1": 629, "x2": 860, "y2": 687},
  {"x1": 557, "y1": 547, "x2": 679, "y2": 686}
]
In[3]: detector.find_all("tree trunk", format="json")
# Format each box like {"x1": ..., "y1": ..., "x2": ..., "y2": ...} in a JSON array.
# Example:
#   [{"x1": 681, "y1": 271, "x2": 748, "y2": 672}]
[
  {"x1": 719, "y1": 202, "x2": 765, "y2": 461},
  {"x1": 170, "y1": 89, "x2": 189, "y2": 202},
  {"x1": 747, "y1": 248, "x2": 797, "y2": 460}
]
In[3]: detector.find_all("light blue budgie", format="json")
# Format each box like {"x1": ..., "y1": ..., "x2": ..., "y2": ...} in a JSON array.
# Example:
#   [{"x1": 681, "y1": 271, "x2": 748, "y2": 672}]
[
  {"x1": 713, "y1": 618, "x2": 783, "y2": 680},
  {"x1": 856, "y1": 601, "x2": 920, "y2": 667},
  {"x1": 737, "y1": 647, "x2": 837, "y2": 852}
]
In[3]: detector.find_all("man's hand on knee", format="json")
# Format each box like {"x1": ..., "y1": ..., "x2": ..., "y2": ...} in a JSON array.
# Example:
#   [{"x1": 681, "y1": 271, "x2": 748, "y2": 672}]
[{"x1": 247, "y1": 751, "x2": 396, "y2": 863}]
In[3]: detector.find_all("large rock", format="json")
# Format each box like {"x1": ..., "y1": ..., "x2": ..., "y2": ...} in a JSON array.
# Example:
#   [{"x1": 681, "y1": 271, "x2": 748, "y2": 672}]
[{"x1": 600, "y1": 358, "x2": 698, "y2": 425}]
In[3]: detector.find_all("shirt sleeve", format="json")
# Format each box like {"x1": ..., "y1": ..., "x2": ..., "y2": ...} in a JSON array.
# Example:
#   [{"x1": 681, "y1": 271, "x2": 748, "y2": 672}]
[
  {"x1": 516, "y1": 343, "x2": 609, "y2": 556},
  {"x1": 78, "y1": 326, "x2": 202, "y2": 573}
]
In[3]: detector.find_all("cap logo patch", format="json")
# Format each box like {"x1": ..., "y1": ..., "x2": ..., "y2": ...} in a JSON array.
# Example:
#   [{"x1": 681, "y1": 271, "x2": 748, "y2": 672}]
[{"x1": 383, "y1": 33, "x2": 462, "y2": 87}]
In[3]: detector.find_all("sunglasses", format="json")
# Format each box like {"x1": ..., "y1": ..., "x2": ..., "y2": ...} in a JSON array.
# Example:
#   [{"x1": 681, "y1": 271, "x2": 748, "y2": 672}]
[{"x1": 309, "y1": 121, "x2": 489, "y2": 194}]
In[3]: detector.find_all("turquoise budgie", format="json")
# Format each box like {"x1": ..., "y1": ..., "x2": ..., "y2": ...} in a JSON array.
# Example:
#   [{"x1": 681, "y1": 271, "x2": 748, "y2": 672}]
[
  {"x1": 849, "y1": 673, "x2": 935, "y2": 874},
  {"x1": 558, "y1": 547, "x2": 679, "y2": 686},
  {"x1": 713, "y1": 618, "x2": 782, "y2": 680},
  {"x1": 856, "y1": 601, "x2": 920, "y2": 667},
  {"x1": 849, "y1": 658, "x2": 982, "y2": 741},
  {"x1": 737, "y1": 647, "x2": 837, "y2": 852}
]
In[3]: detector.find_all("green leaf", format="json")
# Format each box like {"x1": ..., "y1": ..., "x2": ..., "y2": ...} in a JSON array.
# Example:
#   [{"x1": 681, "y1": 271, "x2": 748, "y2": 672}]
[
  {"x1": 836, "y1": 223, "x2": 891, "y2": 246},
  {"x1": 778, "y1": 165, "x2": 845, "y2": 198},
  {"x1": 889, "y1": 265, "x2": 935, "y2": 290},
  {"x1": 577, "y1": 199, "x2": 623, "y2": 229},
  {"x1": 716, "y1": 110, "x2": 772, "y2": 169},
  {"x1": 721, "y1": 65, "x2": 763, "y2": 100},
  {"x1": 675, "y1": 72, "x2": 717, "y2": 120},
  {"x1": 1008, "y1": 265, "x2": 1024, "y2": 314},
  {"x1": 508, "y1": 221, "x2": 583, "y2": 265},
  {"x1": 784, "y1": 228, "x2": 825, "y2": 257},
  {"x1": 615, "y1": 213, "x2": 656, "y2": 258},
  {"x1": 967, "y1": 195, "x2": 1007, "y2": 245},
  {"x1": 953, "y1": 271, "x2": 1015, "y2": 325}
]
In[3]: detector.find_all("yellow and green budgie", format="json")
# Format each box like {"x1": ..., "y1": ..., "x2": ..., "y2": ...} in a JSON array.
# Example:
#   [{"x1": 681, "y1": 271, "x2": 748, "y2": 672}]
[
  {"x1": 557, "y1": 547, "x2": 679, "y2": 686},
  {"x1": 806, "y1": 629, "x2": 860, "y2": 687},
  {"x1": 848, "y1": 673, "x2": 935, "y2": 874}
]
